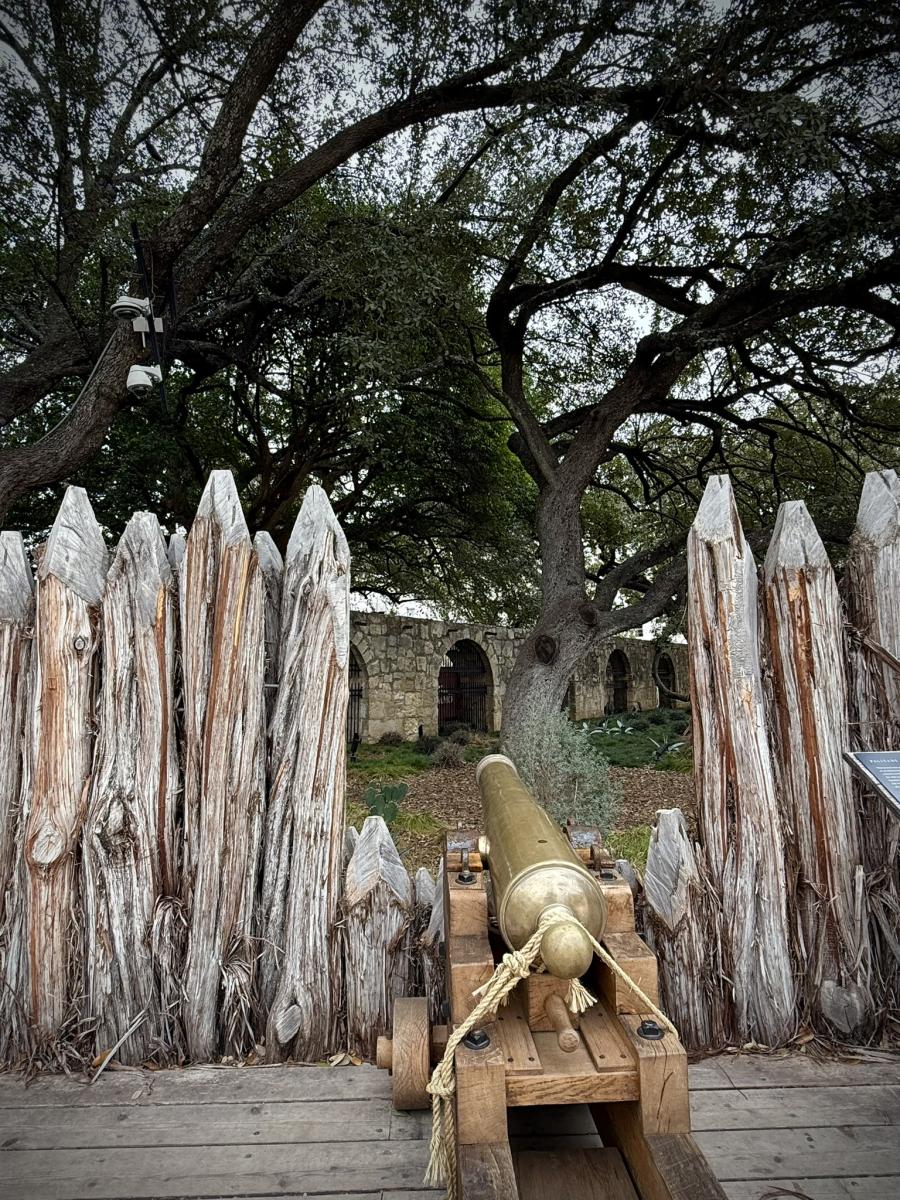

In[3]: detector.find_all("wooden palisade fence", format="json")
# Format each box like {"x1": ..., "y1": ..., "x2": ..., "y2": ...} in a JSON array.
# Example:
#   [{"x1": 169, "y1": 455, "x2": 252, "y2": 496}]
[
  {"x1": 645, "y1": 472, "x2": 898, "y2": 1048},
  {"x1": 0, "y1": 470, "x2": 433, "y2": 1069}
]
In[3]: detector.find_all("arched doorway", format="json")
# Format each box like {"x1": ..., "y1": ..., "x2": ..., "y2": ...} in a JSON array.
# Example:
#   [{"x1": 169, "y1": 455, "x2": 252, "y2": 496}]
[
  {"x1": 438, "y1": 640, "x2": 493, "y2": 733},
  {"x1": 656, "y1": 653, "x2": 676, "y2": 708},
  {"x1": 347, "y1": 646, "x2": 368, "y2": 743},
  {"x1": 606, "y1": 649, "x2": 631, "y2": 713}
]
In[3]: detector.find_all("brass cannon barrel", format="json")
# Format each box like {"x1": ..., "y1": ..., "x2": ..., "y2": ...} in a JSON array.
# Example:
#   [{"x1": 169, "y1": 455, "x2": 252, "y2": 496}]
[{"x1": 475, "y1": 754, "x2": 607, "y2": 980}]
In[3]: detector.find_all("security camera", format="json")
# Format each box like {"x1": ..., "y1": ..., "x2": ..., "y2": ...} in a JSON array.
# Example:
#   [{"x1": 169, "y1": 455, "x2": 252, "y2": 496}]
[
  {"x1": 127, "y1": 364, "x2": 162, "y2": 397},
  {"x1": 111, "y1": 295, "x2": 151, "y2": 321}
]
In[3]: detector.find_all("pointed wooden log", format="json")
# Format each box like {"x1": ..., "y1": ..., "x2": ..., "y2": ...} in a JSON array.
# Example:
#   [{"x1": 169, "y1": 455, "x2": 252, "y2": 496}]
[
  {"x1": 410, "y1": 867, "x2": 435, "y2": 995},
  {"x1": 25, "y1": 487, "x2": 107, "y2": 1036},
  {"x1": 263, "y1": 486, "x2": 350, "y2": 1059},
  {"x1": 422, "y1": 861, "x2": 445, "y2": 1026},
  {"x1": 687, "y1": 475, "x2": 794, "y2": 1044},
  {"x1": 254, "y1": 531, "x2": 283, "y2": 727},
  {"x1": 343, "y1": 824, "x2": 360, "y2": 869},
  {"x1": 83, "y1": 513, "x2": 180, "y2": 1064},
  {"x1": 181, "y1": 472, "x2": 266, "y2": 1060},
  {"x1": 343, "y1": 816, "x2": 412, "y2": 1059},
  {"x1": 0, "y1": 535, "x2": 35, "y2": 1062},
  {"x1": 763, "y1": 501, "x2": 872, "y2": 1036},
  {"x1": 845, "y1": 469, "x2": 900, "y2": 1017},
  {"x1": 644, "y1": 810, "x2": 726, "y2": 1050},
  {"x1": 0, "y1": 534, "x2": 33, "y2": 919}
]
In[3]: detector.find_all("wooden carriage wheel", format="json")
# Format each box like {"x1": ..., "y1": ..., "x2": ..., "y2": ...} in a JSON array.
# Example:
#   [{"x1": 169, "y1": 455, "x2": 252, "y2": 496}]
[{"x1": 375, "y1": 996, "x2": 431, "y2": 1110}]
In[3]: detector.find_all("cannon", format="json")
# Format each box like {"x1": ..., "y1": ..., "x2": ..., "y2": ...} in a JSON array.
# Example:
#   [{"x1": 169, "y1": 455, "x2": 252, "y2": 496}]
[{"x1": 377, "y1": 754, "x2": 726, "y2": 1200}]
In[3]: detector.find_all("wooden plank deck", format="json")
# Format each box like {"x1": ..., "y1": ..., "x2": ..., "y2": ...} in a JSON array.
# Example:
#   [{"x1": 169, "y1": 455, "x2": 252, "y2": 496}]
[{"x1": 0, "y1": 1051, "x2": 896, "y2": 1199}]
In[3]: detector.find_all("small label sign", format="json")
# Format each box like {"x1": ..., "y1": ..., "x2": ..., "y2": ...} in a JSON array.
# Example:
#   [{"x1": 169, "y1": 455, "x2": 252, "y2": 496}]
[{"x1": 843, "y1": 751, "x2": 900, "y2": 821}]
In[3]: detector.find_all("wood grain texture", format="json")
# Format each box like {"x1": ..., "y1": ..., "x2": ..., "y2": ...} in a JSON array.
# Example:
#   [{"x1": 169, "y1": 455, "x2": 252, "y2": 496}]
[
  {"x1": 845, "y1": 469, "x2": 900, "y2": 1019},
  {"x1": 643, "y1": 810, "x2": 724, "y2": 1049},
  {"x1": 763, "y1": 500, "x2": 872, "y2": 1036},
  {"x1": 180, "y1": 471, "x2": 266, "y2": 1060},
  {"x1": 26, "y1": 487, "x2": 107, "y2": 1037},
  {"x1": 83, "y1": 513, "x2": 179, "y2": 1064},
  {"x1": 343, "y1": 816, "x2": 412, "y2": 1059},
  {"x1": 253, "y1": 530, "x2": 283, "y2": 727},
  {"x1": 458, "y1": 1141, "x2": 518, "y2": 1200},
  {"x1": 0, "y1": 532, "x2": 32, "y2": 921},
  {"x1": 263, "y1": 486, "x2": 350, "y2": 1060},
  {"x1": 686, "y1": 474, "x2": 793, "y2": 1045},
  {"x1": 515, "y1": 1147, "x2": 638, "y2": 1200}
]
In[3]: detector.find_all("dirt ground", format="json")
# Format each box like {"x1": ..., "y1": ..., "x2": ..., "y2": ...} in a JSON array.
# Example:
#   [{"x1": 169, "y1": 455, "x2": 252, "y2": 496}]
[{"x1": 348, "y1": 762, "x2": 696, "y2": 876}]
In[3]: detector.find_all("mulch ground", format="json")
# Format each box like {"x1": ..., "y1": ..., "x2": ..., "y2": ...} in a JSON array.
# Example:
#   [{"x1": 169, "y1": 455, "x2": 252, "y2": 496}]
[{"x1": 348, "y1": 761, "x2": 696, "y2": 876}]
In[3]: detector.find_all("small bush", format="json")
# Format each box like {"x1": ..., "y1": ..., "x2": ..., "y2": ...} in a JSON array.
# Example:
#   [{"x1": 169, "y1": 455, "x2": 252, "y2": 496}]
[
  {"x1": 415, "y1": 734, "x2": 442, "y2": 755},
  {"x1": 440, "y1": 721, "x2": 470, "y2": 737},
  {"x1": 647, "y1": 711, "x2": 668, "y2": 726},
  {"x1": 429, "y1": 741, "x2": 466, "y2": 769},
  {"x1": 448, "y1": 727, "x2": 470, "y2": 745},
  {"x1": 378, "y1": 730, "x2": 405, "y2": 746},
  {"x1": 656, "y1": 749, "x2": 693, "y2": 774},
  {"x1": 505, "y1": 710, "x2": 620, "y2": 830}
]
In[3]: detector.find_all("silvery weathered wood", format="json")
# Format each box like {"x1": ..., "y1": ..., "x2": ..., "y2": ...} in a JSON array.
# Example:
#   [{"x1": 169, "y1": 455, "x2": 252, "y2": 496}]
[
  {"x1": 83, "y1": 513, "x2": 179, "y2": 1063},
  {"x1": 25, "y1": 488, "x2": 107, "y2": 1036},
  {"x1": 763, "y1": 501, "x2": 871, "y2": 1036},
  {"x1": 254, "y1": 531, "x2": 283, "y2": 726},
  {"x1": 644, "y1": 809, "x2": 726, "y2": 1050},
  {"x1": 687, "y1": 475, "x2": 794, "y2": 1045},
  {"x1": 263, "y1": 487, "x2": 350, "y2": 1060},
  {"x1": 343, "y1": 816, "x2": 412, "y2": 1059},
  {"x1": 410, "y1": 867, "x2": 435, "y2": 996},
  {"x1": 0, "y1": 533, "x2": 33, "y2": 918},
  {"x1": 343, "y1": 825, "x2": 360, "y2": 869},
  {"x1": 422, "y1": 861, "x2": 445, "y2": 1026},
  {"x1": 180, "y1": 472, "x2": 266, "y2": 1060},
  {"x1": 0, "y1": 534, "x2": 35, "y2": 1062},
  {"x1": 845, "y1": 469, "x2": 900, "y2": 1018}
]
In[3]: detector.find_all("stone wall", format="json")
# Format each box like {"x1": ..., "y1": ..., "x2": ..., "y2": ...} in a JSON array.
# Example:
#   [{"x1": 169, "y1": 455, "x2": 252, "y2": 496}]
[{"x1": 349, "y1": 611, "x2": 687, "y2": 741}]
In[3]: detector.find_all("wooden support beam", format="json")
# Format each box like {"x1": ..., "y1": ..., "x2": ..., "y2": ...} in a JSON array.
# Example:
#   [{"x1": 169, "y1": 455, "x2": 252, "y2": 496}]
[
  {"x1": 598, "y1": 871, "x2": 636, "y2": 934},
  {"x1": 591, "y1": 1103, "x2": 726, "y2": 1200},
  {"x1": 456, "y1": 1040, "x2": 508, "y2": 1146},
  {"x1": 597, "y1": 932, "x2": 659, "y2": 1015},
  {"x1": 458, "y1": 1142, "x2": 518, "y2": 1200},
  {"x1": 445, "y1": 868, "x2": 493, "y2": 1026}
]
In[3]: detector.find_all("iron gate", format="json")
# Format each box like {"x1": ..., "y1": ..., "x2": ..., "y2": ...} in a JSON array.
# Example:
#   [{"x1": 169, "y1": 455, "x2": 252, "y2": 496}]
[
  {"x1": 438, "y1": 640, "x2": 489, "y2": 733},
  {"x1": 347, "y1": 652, "x2": 364, "y2": 743},
  {"x1": 606, "y1": 649, "x2": 630, "y2": 712},
  {"x1": 656, "y1": 653, "x2": 676, "y2": 708}
]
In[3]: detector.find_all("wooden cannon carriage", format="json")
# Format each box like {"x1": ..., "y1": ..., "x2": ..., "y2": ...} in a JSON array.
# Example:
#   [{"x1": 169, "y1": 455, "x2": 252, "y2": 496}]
[{"x1": 377, "y1": 755, "x2": 725, "y2": 1200}]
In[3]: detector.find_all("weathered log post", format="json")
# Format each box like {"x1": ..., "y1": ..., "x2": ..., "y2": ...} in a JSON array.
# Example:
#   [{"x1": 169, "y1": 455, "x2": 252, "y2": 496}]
[
  {"x1": 0, "y1": 534, "x2": 35, "y2": 1062},
  {"x1": 254, "y1": 531, "x2": 283, "y2": 727},
  {"x1": 83, "y1": 513, "x2": 179, "y2": 1063},
  {"x1": 643, "y1": 810, "x2": 725, "y2": 1050},
  {"x1": 845, "y1": 469, "x2": 900, "y2": 1017},
  {"x1": 410, "y1": 866, "x2": 435, "y2": 995},
  {"x1": 181, "y1": 472, "x2": 266, "y2": 1060},
  {"x1": 687, "y1": 474, "x2": 794, "y2": 1045},
  {"x1": 0, "y1": 534, "x2": 33, "y2": 918},
  {"x1": 263, "y1": 486, "x2": 350, "y2": 1060},
  {"x1": 25, "y1": 487, "x2": 108, "y2": 1037},
  {"x1": 421, "y1": 860, "x2": 445, "y2": 1026},
  {"x1": 763, "y1": 500, "x2": 872, "y2": 1036},
  {"x1": 343, "y1": 815, "x2": 413, "y2": 1059}
]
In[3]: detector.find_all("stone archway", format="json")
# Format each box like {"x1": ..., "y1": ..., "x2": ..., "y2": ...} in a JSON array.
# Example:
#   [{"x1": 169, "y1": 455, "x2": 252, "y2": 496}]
[
  {"x1": 605, "y1": 648, "x2": 631, "y2": 713},
  {"x1": 347, "y1": 644, "x2": 369, "y2": 742},
  {"x1": 438, "y1": 638, "x2": 494, "y2": 733},
  {"x1": 656, "y1": 652, "x2": 677, "y2": 708}
]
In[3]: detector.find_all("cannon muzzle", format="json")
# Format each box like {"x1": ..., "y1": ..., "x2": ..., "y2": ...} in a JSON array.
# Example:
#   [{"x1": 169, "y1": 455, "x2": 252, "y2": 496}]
[{"x1": 475, "y1": 754, "x2": 607, "y2": 979}]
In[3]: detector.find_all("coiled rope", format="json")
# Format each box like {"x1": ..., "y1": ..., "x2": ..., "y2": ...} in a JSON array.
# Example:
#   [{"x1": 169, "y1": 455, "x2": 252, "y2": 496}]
[{"x1": 424, "y1": 907, "x2": 678, "y2": 1198}]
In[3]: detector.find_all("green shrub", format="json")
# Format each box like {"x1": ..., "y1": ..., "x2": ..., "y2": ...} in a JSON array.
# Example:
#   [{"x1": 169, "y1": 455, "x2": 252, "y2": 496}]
[
  {"x1": 363, "y1": 781, "x2": 409, "y2": 824},
  {"x1": 429, "y1": 741, "x2": 466, "y2": 769},
  {"x1": 656, "y1": 749, "x2": 693, "y2": 774},
  {"x1": 647, "y1": 710, "x2": 668, "y2": 726},
  {"x1": 505, "y1": 710, "x2": 620, "y2": 830},
  {"x1": 440, "y1": 721, "x2": 470, "y2": 737},
  {"x1": 448, "y1": 727, "x2": 470, "y2": 745},
  {"x1": 378, "y1": 730, "x2": 405, "y2": 746}
]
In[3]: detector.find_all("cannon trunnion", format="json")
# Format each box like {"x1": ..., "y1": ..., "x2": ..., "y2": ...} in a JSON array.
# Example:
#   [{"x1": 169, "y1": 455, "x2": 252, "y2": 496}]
[{"x1": 378, "y1": 755, "x2": 726, "y2": 1200}]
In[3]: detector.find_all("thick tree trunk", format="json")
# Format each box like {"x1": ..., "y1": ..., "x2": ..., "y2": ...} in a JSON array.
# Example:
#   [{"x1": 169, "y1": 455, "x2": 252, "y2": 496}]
[
  {"x1": 763, "y1": 501, "x2": 872, "y2": 1037},
  {"x1": 83, "y1": 513, "x2": 179, "y2": 1063},
  {"x1": 343, "y1": 815, "x2": 412, "y2": 1060},
  {"x1": 844, "y1": 469, "x2": 900, "y2": 1020},
  {"x1": 181, "y1": 471, "x2": 266, "y2": 1060},
  {"x1": 687, "y1": 475, "x2": 794, "y2": 1045},
  {"x1": 263, "y1": 486, "x2": 350, "y2": 1061},
  {"x1": 25, "y1": 488, "x2": 108, "y2": 1037}
]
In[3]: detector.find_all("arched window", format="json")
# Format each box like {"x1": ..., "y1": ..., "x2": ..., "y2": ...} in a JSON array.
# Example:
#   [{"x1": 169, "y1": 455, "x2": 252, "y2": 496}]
[
  {"x1": 605, "y1": 649, "x2": 631, "y2": 713},
  {"x1": 438, "y1": 639, "x2": 493, "y2": 733},
  {"x1": 656, "y1": 653, "x2": 676, "y2": 709},
  {"x1": 347, "y1": 646, "x2": 368, "y2": 743}
]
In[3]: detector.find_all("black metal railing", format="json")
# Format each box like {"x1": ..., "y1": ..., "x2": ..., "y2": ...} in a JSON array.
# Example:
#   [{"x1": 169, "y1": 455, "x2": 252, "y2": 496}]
[
  {"x1": 347, "y1": 654, "x2": 364, "y2": 743},
  {"x1": 438, "y1": 640, "x2": 490, "y2": 733}
]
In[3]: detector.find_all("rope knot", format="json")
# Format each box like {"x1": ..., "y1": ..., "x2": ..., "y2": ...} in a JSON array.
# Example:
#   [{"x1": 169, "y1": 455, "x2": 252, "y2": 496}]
[
  {"x1": 426, "y1": 1074, "x2": 455, "y2": 1100},
  {"x1": 501, "y1": 948, "x2": 531, "y2": 979}
]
